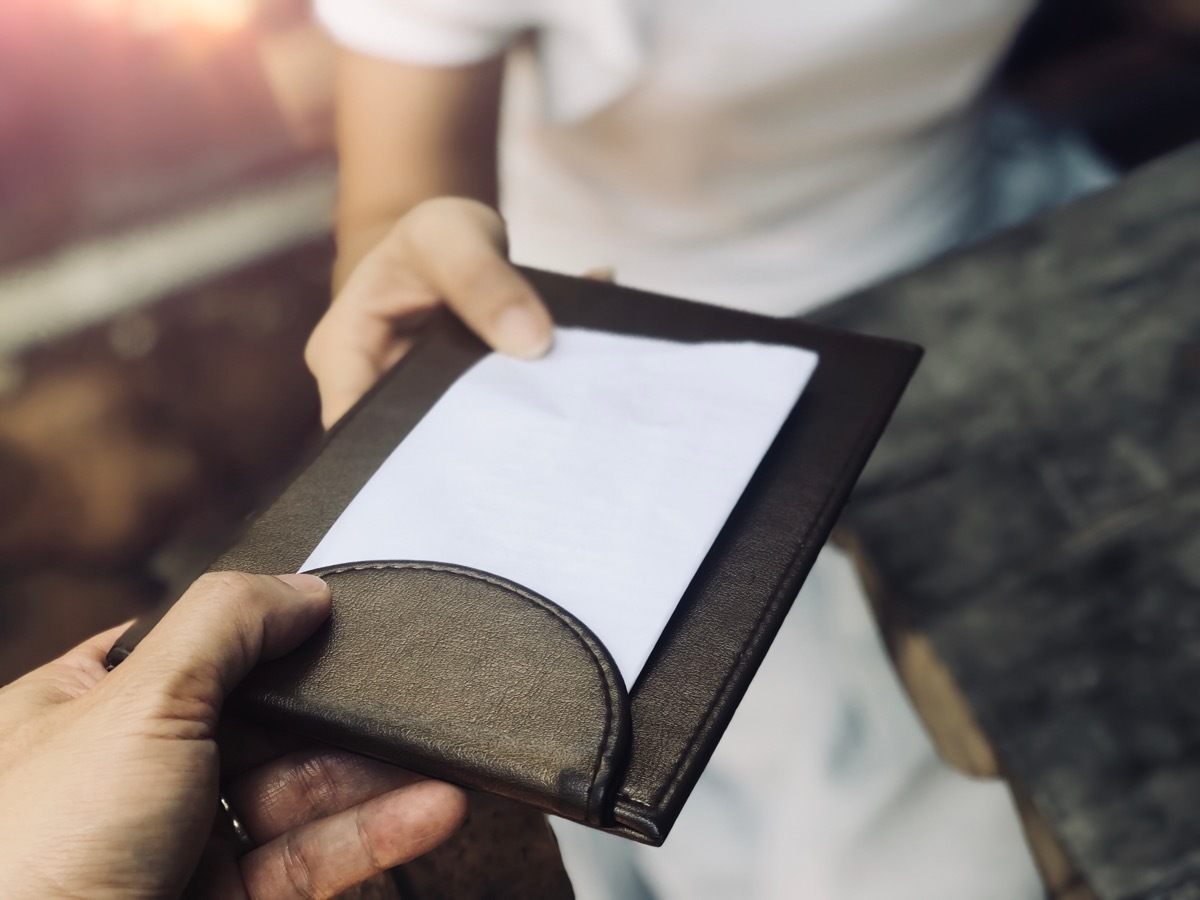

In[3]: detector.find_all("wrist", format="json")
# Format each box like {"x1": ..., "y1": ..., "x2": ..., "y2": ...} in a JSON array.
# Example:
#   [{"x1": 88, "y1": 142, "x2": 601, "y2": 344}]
[{"x1": 333, "y1": 219, "x2": 399, "y2": 294}]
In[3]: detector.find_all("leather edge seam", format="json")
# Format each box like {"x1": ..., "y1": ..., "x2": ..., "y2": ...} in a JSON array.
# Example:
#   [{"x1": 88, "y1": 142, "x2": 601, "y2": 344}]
[{"x1": 311, "y1": 560, "x2": 626, "y2": 825}]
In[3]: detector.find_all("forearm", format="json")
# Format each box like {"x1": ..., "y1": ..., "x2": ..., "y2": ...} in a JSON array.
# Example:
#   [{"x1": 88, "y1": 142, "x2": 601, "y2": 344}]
[
  {"x1": 332, "y1": 48, "x2": 504, "y2": 290},
  {"x1": 310, "y1": 52, "x2": 549, "y2": 430}
]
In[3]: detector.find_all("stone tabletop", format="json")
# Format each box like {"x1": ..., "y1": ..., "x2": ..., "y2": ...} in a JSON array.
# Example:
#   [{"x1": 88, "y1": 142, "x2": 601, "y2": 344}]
[{"x1": 815, "y1": 144, "x2": 1200, "y2": 900}]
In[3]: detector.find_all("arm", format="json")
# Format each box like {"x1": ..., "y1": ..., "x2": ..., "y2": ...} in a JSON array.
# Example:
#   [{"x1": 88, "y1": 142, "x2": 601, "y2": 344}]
[
  {"x1": 308, "y1": 51, "x2": 554, "y2": 428},
  {"x1": 332, "y1": 48, "x2": 505, "y2": 289}
]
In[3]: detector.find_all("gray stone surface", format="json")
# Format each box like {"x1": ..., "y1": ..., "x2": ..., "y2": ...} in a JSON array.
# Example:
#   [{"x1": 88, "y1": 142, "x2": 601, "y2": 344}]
[{"x1": 816, "y1": 144, "x2": 1200, "y2": 900}]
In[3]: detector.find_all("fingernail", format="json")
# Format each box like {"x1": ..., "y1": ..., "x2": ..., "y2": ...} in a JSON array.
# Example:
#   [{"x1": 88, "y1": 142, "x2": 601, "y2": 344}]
[
  {"x1": 274, "y1": 573, "x2": 328, "y2": 594},
  {"x1": 493, "y1": 304, "x2": 553, "y2": 359}
]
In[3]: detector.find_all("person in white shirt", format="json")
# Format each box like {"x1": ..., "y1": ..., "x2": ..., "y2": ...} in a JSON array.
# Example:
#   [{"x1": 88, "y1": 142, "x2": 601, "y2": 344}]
[{"x1": 304, "y1": 3, "x2": 1111, "y2": 897}]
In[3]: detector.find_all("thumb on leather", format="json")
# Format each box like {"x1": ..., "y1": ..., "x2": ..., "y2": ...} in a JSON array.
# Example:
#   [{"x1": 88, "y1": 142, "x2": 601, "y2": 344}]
[{"x1": 106, "y1": 572, "x2": 331, "y2": 728}]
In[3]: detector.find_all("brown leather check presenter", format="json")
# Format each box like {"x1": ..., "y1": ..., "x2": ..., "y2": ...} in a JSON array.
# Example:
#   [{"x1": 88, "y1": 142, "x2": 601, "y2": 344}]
[{"x1": 108, "y1": 269, "x2": 921, "y2": 845}]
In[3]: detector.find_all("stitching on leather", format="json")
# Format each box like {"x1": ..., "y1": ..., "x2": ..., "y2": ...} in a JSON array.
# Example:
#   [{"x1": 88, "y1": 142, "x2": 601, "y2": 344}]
[
  {"x1": 615, "y1": 567, "x2": 809, "y2": 809},
  {"x1": 612, "y1": 559, "x2": 801, "y2": 809},
  {"x1": 616, "y1": 368, "x2": 905, "y2": 810},
  {"x1": 316, "y1": 560, "x2": 619, "y2": 821},
  {"x1": 613, "y1": 581, "x2": 779, "y2": 807}
]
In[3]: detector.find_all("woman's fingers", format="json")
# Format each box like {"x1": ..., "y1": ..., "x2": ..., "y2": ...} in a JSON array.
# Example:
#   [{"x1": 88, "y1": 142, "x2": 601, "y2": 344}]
[
  {"x1": 306, "y1": 197, "x2": 554, "y2": 430},
  {"x1": 226, "y1": 747, "x2": 425, "y2": 845},
  {"x1": 401, "y1": 199, "x2": 553, "y2": 359},
  {"x1": 239, "y1": 779, "x2": 468, "y2": 899}
]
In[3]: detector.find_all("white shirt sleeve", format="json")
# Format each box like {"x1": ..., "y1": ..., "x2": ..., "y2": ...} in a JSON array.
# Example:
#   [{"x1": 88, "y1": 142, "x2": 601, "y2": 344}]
[
  {"x1": 314, "y1": 0, "x2": 645, "y2": 121},
  {"x1": 313, "y1": 0, "x2": 529, "y2": 66}
]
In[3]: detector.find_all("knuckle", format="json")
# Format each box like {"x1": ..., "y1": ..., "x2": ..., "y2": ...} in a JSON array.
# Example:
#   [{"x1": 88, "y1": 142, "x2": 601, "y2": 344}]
[
  {"x1": 186, "y1": 572, "x2": 267, "y2": 675},
  {"x1": 293, "y1": 752, "x2": 341, "y2": 816},
  {"x1": 195, "y1": 571, "x2": 261, "y2": 606},
  {"x1": 355, "y1": 805, "x2": 385, "y2": 875},
  {"x1": 278, "y1": 831, "x2": 319, "y2": 900},
  {"x1": 398, "y1": 199, "x2": 446, "y2": 245},
  {"x1": 403, "y1": 198, "x2": 504, "y2": 257},
  {"x1": 141, "y1": 665, "x2": 224, "y2": 737},
  {"x1": 454, "y1": 257, "x2": 498, "y2": 295}
]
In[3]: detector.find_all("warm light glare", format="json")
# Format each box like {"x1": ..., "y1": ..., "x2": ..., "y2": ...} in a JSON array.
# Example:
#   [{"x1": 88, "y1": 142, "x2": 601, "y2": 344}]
[{"x1": 75, "y1": 0, "x2": 256, "y2": 33}]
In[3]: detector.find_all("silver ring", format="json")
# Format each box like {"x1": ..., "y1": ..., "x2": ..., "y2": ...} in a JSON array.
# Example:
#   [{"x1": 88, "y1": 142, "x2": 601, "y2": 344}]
[{"x1": 218, "y1": 792, "x2": 256, "y2": 853}]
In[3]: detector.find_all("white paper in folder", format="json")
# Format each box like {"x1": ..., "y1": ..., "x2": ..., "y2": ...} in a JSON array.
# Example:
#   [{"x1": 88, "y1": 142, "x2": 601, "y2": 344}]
[{"x1": 301, "y1": 327, "x2": 818, "y2": 686}]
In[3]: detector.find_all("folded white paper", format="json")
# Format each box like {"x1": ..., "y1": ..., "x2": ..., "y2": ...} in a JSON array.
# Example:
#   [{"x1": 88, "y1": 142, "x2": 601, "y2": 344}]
[{"x1": 302, "y1": 328, "x2": 818, "y2": 686}]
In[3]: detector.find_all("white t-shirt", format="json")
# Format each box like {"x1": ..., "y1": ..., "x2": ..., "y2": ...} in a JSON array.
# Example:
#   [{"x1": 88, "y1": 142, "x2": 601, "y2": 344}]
[
  {"x1": 313, "y1": 4, "x2": 1056, "y2": 899},
  {"x1": 316, "y1": 0, "x2": 1035, "y2": 314}
]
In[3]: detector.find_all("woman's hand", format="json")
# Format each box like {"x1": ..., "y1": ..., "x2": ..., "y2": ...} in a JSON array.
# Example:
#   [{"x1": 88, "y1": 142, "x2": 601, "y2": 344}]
[
  {"x1": 0, "y1": 571, "x2": 468, "y2": 899},
  {"x1": 306, "y1": 198, "x2": 554, "y2": 429}
]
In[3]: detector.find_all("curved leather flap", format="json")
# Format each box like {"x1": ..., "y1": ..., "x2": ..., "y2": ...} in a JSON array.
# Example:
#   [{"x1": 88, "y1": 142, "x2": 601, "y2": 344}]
[{"x1": 232, "y1": 561, "x2": 631, "y2": 827}]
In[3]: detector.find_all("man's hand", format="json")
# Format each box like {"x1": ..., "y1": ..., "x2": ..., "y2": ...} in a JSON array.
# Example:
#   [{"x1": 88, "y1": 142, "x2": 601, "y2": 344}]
[
  {"x1": 0, "y1": 571, "x2": 468, "y2": 899},
  {"x1": 307, "y1": 198, "x2": 554, "y2": 429}
]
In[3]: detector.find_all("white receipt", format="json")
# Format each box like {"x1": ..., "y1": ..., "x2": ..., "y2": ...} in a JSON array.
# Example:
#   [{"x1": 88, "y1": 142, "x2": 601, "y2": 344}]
[{"x1": 302, "y1": 328, "x2": 817, "y2": 686}]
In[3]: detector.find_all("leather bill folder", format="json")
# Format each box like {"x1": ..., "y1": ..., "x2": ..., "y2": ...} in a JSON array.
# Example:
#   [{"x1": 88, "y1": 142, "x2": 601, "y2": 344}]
[{"x1": 108, "y1": 269, "x2": 921, "y2": 845}]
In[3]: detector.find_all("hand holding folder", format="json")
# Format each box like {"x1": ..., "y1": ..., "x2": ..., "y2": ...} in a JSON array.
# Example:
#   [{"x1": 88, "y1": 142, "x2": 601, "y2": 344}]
[{"x1": 110, "y1": 270, "x2": 919, "y2": 844}]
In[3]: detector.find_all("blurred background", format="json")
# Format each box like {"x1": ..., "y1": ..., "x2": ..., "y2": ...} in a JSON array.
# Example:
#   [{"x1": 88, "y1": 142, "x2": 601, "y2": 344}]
[{"x1": 1, "y1": 0, "x2": 1200, "y2": 683}]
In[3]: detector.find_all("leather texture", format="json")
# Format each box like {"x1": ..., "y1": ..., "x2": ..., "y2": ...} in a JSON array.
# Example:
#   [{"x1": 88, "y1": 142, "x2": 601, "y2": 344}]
[
  {"x1": 238, "y1": 562, "x2": 630, "y2": 827},
  {"x1": 109, "y1": 269, "x2": 920, "y2": 844}
]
